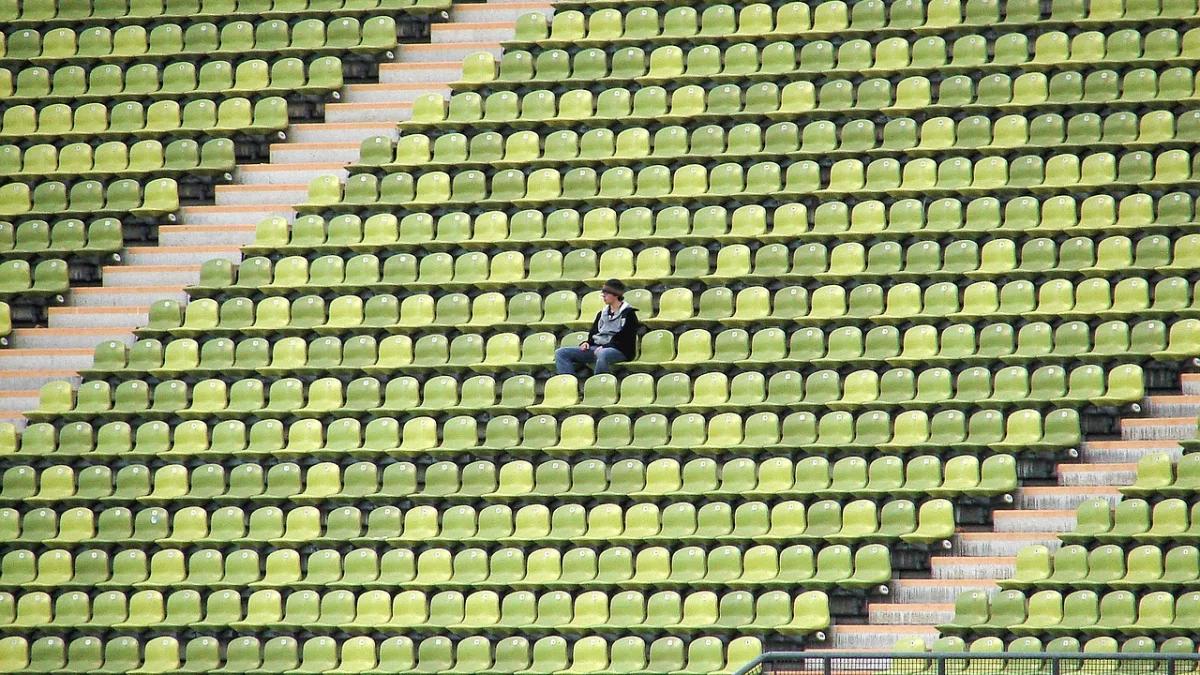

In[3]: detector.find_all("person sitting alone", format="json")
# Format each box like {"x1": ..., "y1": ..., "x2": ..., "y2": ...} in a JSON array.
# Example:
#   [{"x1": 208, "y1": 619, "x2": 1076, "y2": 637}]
[{"x1": 554, "y1": 279, "x2": 641, "y2": 376}]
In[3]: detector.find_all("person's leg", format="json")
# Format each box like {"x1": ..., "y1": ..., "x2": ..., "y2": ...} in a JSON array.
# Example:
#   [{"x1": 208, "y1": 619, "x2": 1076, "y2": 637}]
[
  {"x1": 593, "y1": 347, "x2": 627, "y2": 375},
  {"x1": 555, "y1": 346, "x2": 595, "y2": 375}
]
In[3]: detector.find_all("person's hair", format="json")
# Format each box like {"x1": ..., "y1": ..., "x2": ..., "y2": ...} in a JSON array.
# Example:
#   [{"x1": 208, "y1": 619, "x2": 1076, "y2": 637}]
[{"x1": 602, "y1": 279, "x2": 626, "y2": 299}]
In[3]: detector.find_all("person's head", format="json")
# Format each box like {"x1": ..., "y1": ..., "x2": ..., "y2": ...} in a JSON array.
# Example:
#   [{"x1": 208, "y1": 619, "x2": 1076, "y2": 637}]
[{"x1": 601, "y1": 279, "x2": 626, "y2": 307}]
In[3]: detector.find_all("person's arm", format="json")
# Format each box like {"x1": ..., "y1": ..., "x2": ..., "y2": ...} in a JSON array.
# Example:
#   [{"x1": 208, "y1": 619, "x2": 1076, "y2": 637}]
[
  {"x1": 610, "y1": 310, "x2": 640, "y2": 357},
  {"x1": 580, "y1": 312, "x2": 600, "y2": 348},
  {"x1": 587, "y1": 312, "x2": 601, "y2": 344}
]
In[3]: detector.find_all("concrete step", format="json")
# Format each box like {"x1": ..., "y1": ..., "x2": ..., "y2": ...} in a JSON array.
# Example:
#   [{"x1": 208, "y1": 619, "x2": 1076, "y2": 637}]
[
  {"x1": 399, "y1": 41, "x2": 502, "y2": 63},
  {"x1": 831, "y1": 625, "x2": 939, "y2": 651},
  {"x1": 101, "y1": 265, "x2": 201, "y2": 288},
  {"x1": 238, "y1": 163, "x2": 348, "y2": 186},
  {"x1": 181, "y1": 205, "x2": 294, "y2": 227},
  {"x1": 0, "y1": 390, "x2": 38, "y2": 414},
  {"x1": 72, "y1": 286, "x2": 188, "y2": 308},
  {"x1": 214, "y1": 184, "x2": 307, "y2": 208},
  {"x1": 124, "y1": 245, "x2": 242, "y2": 267},
  {"x1": 271, "y1": 142, "x2": 363, "y2": 165},
  {"x1": 343, "y1": 82, "x2": 451, "y2": 104},
  {"x1": 0, "y1": 349, "x2": 93, "y2": 372},
  {"x1": 1121, "y1": 416, "x2": 1195, "y2": 442},
  {"x1": 1081, "y1": 439, "x2": 1183, "y2": 464},
  {"x1": 159, "y1": 224, "x2": 257, "y2": 248},
  {"x1": 955, "y1": 532, "x2": 1064, "y2": 556},
  {"x1": 1016, "y1": 486, "x2": 1121, "y2": 510},
  {"x1": 0, "y1": 370, "x2": 81, "y2": 392},
  {"x1": 930, "y1": 556, "x2": 1015, "y2": 580},
  {"x1": 325, "y1": 101, "x2": 413, "y2": 124},
  {"x1": 47, "y1": 306, "x2": 146, "y2": 330},
  {"x1": 289, "y1": 121, "x2": 399, "y2": 145},
  {"x1": 9, "y1": 327, "x2": 136, "y2": 351},
  {"x1": 1057, "y1": 462, "x2": 1137, "y2": 487},
  {"x1": 992, "y1": 508, "x2": 1078, "y2": 533},
  {"x1": 868, "y1": 604, "x2": 955, "y2": 626},
  {"x1": 379, "y1": 61, "x2": 463, "y2": 84},
  {"x1": 452, "y1": 1, "x2": 551, "y2": 22},
  {"x1": 1183, "y1": 373, "x2": 1200, "y2": 395},
  {"x1": 1144, "y1": 395, "x2": 1200, "y2": 418},
  {"x1": 432, "y1": 21, "x2": 516, "y2": 42},
  {"x1": 893, "y1": 579, "x2": 999, "y2": 604}
]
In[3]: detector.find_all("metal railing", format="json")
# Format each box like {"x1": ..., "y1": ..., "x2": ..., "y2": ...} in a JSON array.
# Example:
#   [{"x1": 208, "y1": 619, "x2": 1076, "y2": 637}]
[{"x1": 734, "y1": 652, "x2": 1200, "y2": 675}]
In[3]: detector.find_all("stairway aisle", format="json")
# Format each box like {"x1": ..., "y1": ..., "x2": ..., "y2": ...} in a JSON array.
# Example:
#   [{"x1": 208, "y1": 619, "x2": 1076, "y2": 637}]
[
  {"x1": 0, "y1": 0, "x2": 551, "y2": 427},
  {"x1": 829, "y1": 373, "x2": 1199, "y2": 651}
]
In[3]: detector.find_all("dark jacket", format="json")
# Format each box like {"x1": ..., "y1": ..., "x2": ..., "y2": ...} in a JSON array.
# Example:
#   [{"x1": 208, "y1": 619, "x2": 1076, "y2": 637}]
[{"x1": 589, "y1": 303, "x2": 640, "y2": 358}]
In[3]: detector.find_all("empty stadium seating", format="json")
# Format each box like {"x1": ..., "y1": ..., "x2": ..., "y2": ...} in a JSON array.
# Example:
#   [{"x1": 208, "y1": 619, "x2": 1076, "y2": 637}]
[{"x1": 2, "y1": 0, "x2": 1199, "y2": 670}]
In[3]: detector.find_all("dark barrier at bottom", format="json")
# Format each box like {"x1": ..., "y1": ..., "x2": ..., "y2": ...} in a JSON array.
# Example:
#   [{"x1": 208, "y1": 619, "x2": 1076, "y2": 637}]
[{"x1": 735, "y1": 652, "x2": 1200, "y2": 675}]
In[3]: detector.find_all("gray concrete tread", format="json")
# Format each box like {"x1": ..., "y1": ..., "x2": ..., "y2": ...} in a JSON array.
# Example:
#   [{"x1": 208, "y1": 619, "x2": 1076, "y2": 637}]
[
  {"x1": 242, "y1": 162, "x2": 348, "y2": 171},
  {"x1": 896, "y1": 578, "x2": 999, "y2": 588},
  {"x1": 957, "y1": 530, "x2": 1069, "y2": 538},
  {"x1": 126, "y1": 245, "x2": 240, "y2": 254},
  {"x1": 74, "y1": 285, "x2": 184, "y2": 295},
  {"x1": 1019, "y1": 485, "x2": 1120, "y2": 495}
]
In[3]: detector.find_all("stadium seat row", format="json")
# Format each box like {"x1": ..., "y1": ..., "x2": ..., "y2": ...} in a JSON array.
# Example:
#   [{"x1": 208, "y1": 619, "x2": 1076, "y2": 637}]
[
  {"x1": 0, "y1": 218, "x2": 121, "y2": 259},
  {"x1": 518, "y1": 0, "x2": 1189, "y2": 45},
  {"x1": 31, "y1": 364, "x2": 1145, "y2": 423},
  {"x1": 79, "y1": 346, "x2": 1137, "y2": 404},
  {"x1": 1003, "y1": 543, "x2": 1200, "y2": 590},
  {"x1": 0, "y1": 17, "x2": 399, "y2": 65},
  {"x1": 82, "y1": 324, "x2": 1152, "y2": 386},
  {"x1": 939, "y1": 588, "x2": 1200, "y2": 637},
  {"x1": 0, "y1": 139, "x2": 234, "y2": 182},
  {"x1": 0, "y1": 177, "x2": 177, "y2": 218},
  {"x1": 97, "y1": 331, "x2": 573, "y2": 376},
  {"x1": 372, "y1": 108, "x2": 1200, "y2": 173},
  {"x1": 138, "y1": 302, "x2": 1181, "y2": 369},
  {"x1": 1122, "y1": 452, "x2": 1200, "y2": 497},
  {"x1": 0, "y1": 498, "x2": 958, "y2": 545},
  {"x1": 0, "y1": 581, "x2": 830, "y2": 634},
  {"x1": 462, "y1": 32, "x2": 1195, "y2": 89},
  {"x1": 152, "y1": 278, "x2": 1200, "y2": 335},
  {"x1": 0, "y1": 259, "x2": 69, "y2": 299},
  {"x1": 0, "y1": 586, "x2": 831, "y2": 635},
  {"x1": 0, "y1": 57, "x2": 343, "y2": 105},
  {"x1": 890, "y1": 633, "x2": 1200, "y2": 664},
  {"x1": 0, "y1": 543, "x2": 885, "y2": 592},
  {"x1": 6, "y1": 407, "x2": 1078, "y2": 459},
  {"x1": 249, "y1": 195, "x2": 1200, "y2": 256},
  {"x1": 0, "y1": 454, "x2": 1018, "y2": 505},
  {"x1": 405, "y1": 73, "x2": 1199, "y2": 131},
  {"x1": 175, "y1": 286, "x2": 1198, "y2": 346},
  {"x1": 182, "y1": 242, "x2": 1200, "y2": 300},
  {"x1": 122, "y1": 314, "x2": 1171, "y2": 370},
  {"x1": 303, "y1": 152, "x2": 1200, "y2": 212},
  {"x1": 0, "y1": 633, "x2": 758, "y2": 675},
  {"x1": 193, "y1": 237, "x2": 1200, "y2": 300},
  {"x1": 1064, "y1": 498, "x2": 1200, "y2": 545},
  {"x1": 126, "y1": 314, "x2": 1194, "y2": 371},
  {"x1": 139, "y1": 284, "x2": 1181, "y2": 354},
  {"x1": 1, "y1": 0, "x2": 448, "y2": 26},
  {"x1": 0, "y1": 96, "x2": 288, "y2": 143}
]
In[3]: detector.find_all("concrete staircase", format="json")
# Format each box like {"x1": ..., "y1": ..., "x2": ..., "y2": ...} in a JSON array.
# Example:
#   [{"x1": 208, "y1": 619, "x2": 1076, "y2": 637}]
[
  {"x1": 0, "y1": 0, "x2": 550, "y2": 428},
  {"x1": 3, "y1": 0, "x2": 1198, "y2": 654},
  {"x1": 832, "y1": 373, "x2": 1200, "y2": 651}
]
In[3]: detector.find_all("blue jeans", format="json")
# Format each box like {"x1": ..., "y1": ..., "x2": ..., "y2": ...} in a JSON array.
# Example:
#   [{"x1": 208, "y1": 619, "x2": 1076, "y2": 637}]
[{"x1": 555, "y1": 346, "x2": 627, "y2": 376}]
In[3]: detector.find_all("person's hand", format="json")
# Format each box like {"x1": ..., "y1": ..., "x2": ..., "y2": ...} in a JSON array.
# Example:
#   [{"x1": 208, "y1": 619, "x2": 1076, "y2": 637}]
[{"x1": 579, "y1": 342, "x2": 590, "y2": 350}]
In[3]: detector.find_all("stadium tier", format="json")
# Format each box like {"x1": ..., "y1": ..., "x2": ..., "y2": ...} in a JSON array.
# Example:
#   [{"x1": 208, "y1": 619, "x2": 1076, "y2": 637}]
[{"x1": 0, "y1": 0, "x2": 1199, "y2": 671}]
